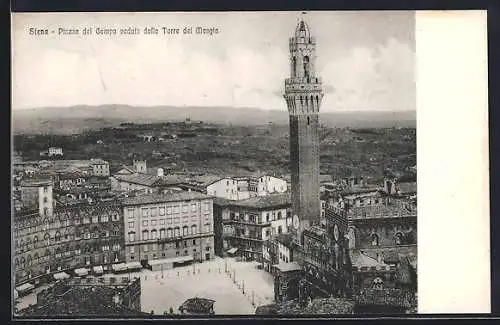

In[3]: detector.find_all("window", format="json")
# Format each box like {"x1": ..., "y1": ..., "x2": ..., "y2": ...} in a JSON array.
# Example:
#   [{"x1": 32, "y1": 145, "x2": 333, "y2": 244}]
[
  {"x1": 142, "y1": 208, "x2": 148, "y2": 217},
  {"x1": 152, "y1": 243, "x2": 157, "y2": 251},
  {"x1": 101, "y1": 215, "x2": 109, "y2": 222},
  {"x1": 151, "y1": 207, "x2": 157, "y2": 217},
  {"x1": 182, "y1": 205, "x2": 188, "y2": 213},
  {"x1": 167, "y1": 206, "x2": 172, "y2": 215},
  {"x1": 128, "y1": 232, "x2": 136, "y2": 242},
  {"x1": 277, "y1": 211, "x2": 282, "y2": 219},
  {"x1": 143, "y1": 220, "x2": 148, "y2": 227},
  {"x1": 160, "y1": 219, "x2": 165, "y2": 225},
  {"x1": 127, "y1": 208, "x2": 134, "y2": 219},
  {"x1": 175, "y1": 227, "x2": 180, "y2": 237},
  {"x1": 151, "y1": 230, "x2": 157, "y2": 240},
  {"x1": 113, "y1": 243, "x2": 120, "y2": 251},
  {"x1": 102, "y1": 245, "x2": 110, "y2": 252},
  {"x1": 174, "y1": 206, "x2": 180, "y2": 214},
  {"x1": 183, "y1": 226, "x2": 188, "y2": 236},
  {"x1": 395, "y1": 233, "x2": 403, "y2": 245},
  {"x1": 151, "y1": 220, "x2": 157, "y2": 226},
  {"x1": 44, "y1": 233, "x2": 51, "y2": 246},
  {"x1": 193, "y1": 239, "x2": 196, "y2": 245},
  {"x1": 191, "y1": 225, "x2": 197, "y2": 235},
  {"x1": 167, "y1": 228, "x2": 173, "y2": 238},
  {"x1": 266, "y1": 213, "x2": 270, "y2": 222},
  {"x1": 266, "y1": 230, "x2": 270, "y2": 237},
  {"x1": 191, "y1": 203, "x2": 197, "y2": 212},
  {"x1": 92, "y1": 216, "x2": 98, "y2": 223},
  {"x1": 129, "y1": 246, "x2": 135, "y2": 254},
  {"x1": 33, "y1": 236, "x2": 39, "y2": 248},
  {"x1": 143, "y1": 245, "x2": 148, "y2": 252},
  {"x1": 278, "y1": 226, "x2": 282, "y2": 234},
  {"x1": 160, "y1": 229, "x2": 165, "y2": 239},
  {"x1": 83, "y1": 217, "x2": 90, "y2": 224},
  {"x1": 371, "y1": 234, "x2": 379, "y2": 246},
  {"x1": 142, "y1": 230, "x2": 149, "y2": 241},
  {"x1": 206, "y1": 246, "x2": 211, "y2": 251},
  {"x1": 159, "y1": 207, "x2": 165, "y2": 216},
  {"x1": 128, "y1": 221, "x2": 135, "y2": 229},
  {"x1": 204, "y1": 202, "x2": 210, "y2": 212}
]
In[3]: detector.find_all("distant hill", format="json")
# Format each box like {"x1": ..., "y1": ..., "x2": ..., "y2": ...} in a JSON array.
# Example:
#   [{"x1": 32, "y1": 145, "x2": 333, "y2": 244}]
[{"x1": 12, "y1": 105, "x2": 416, "y2": 134}]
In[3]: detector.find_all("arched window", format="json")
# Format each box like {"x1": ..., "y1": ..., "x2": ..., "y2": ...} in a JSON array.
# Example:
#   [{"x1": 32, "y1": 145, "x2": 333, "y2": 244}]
[
  {"x1": 34, "y1": 252, "x2": 39, "y2": 262},
  {"x1": 151, "y1": 229, "x2": 157, "y2": 240},
  {"x1": 20, "y1": 257, "x2": 25, "y2": 268},
  {"x1": 182, "y1": 226, "x2": 188, "y2": 236},
  {"x1": 277, "y1": 211, "x2": 282, "y2": 219},
  {"x1": 142, "y1": 230, "x2": 149, "y2": 241},
  {"x1": 278, "y1": 225, "x2": 283, "y2": 234},
  {"x1": 84, "y1": 228, "x2": 91, "y2": 239},
  {"x1": 45, "y1": 249, "x2": 51, "y2": 258},
  {"x1": 160, "y1": 228, "x2": 165, "y2": 239},
  {"x1": 395, "y1": 232, "x2": 403, "y2": 245},
  {"x1": 54, "y1": 231, "x2": 61, "y2": 242},
  {"x1": 27, "y1": 255, "x2": 32, "y2": 266},
  {"x1": 55, "y1": 247, "x2": 62, "y2": 258},
  {"x1": 64, "y1": 230, "x2": 69, "y2": 240},
  {"x1": 292, "y1": 57, "x2": 297, "y2": 77},
  {"x1": 167, "y1": 228, "x2": 173, "y2": 238},
  {"x1": 191, "y1": 225, "x2": 197, "y2": 235},
  {"x1": 174, "y1": 227, "x2": 180, "y2": 237},
  {"x1": 128, "y1": 231, "x2": 136, "y2": 242},
  {"x1": 44, "y1": 233, "x2": 51, "y2": 246},
  {"x1": 75, "y1": 245, "x2": 81, "y2": 255},
  {"x1": 371, "y1": 234, "x2": 379, "y2": 246},
  {"x1": 303, "y1": 56, "x2": 310, "y2": 79},
  {"x1": 43, "y1": 218, "x2": 50, "y2": 230}
]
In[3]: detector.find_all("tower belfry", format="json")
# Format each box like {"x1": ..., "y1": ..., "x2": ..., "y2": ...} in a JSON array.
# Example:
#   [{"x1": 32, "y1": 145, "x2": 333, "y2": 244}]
[{"x1": 284, "y1": 15, "x2": 323, "y2": 242}]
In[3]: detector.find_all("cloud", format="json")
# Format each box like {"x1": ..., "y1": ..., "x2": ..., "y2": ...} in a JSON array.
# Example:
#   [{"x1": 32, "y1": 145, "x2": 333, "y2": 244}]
[{"x1": 321, "y1": 38, "x2": 415, "y2": 111}]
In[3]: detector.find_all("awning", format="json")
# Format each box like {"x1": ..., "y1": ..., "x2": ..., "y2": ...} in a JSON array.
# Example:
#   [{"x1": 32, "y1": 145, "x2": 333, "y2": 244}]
[
  {"x1": 74, "y1": 268, "x2": 89, "y2": 276},
  {"x1": 53, "y1": 272, "x2": 70, "y2": 280},
  {"x1": 16, "y1": 283, "x2": 34, "y2": 292},
  {"x1": 112, "y1": 263, "x2": 127, "y2": 272},
  {"x1": 227, "y1": 248, "x2": 238, "y2": 254},
  {"x1": 125, "y1": 262, "x2": 142, "y2": 270},
  {"x1": 93, "y1": 265, "x2": 104, "y2": 274}
]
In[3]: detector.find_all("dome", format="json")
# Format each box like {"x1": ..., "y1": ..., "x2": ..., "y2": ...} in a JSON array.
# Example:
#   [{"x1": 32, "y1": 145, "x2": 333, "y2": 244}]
[{"x1": 295, "y1": 19, "x2": 310, "y2": 38}]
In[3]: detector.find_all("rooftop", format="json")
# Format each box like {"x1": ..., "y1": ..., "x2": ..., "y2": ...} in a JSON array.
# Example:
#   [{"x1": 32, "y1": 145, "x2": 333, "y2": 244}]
[
  {"x1": 121, "y1": 191, "x2": 211, "y2": 206},
  {"x1": 113, "y1": 173, "x2": 162, "y2": 187},
  {"x1": 351, "y1": 249, "x2": 387, "y2": 269},
  {"x1": 274, "y1": 261, "x2": 302, "y2": 272},
  {"x1": 214, "y1": 193, "x2": 291, "y2": 210}
]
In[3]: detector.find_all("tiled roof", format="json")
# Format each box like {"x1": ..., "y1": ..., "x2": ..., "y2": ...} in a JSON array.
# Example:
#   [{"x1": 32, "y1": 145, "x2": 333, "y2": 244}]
[
  {"x1": 217, "y1": 193, "x2": 291, "y2": 210},
  {"x1": 121, "y1": 191, "x2": 211, "y2": 206},
  {"x1": 113, "y1": 173, "x2": 161, "y2": 187}
]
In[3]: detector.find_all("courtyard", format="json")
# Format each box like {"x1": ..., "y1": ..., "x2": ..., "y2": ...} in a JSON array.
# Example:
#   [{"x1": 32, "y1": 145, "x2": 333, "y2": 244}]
[{"x1": 140, "y1": 257, "x2": 275, "y2": 315}]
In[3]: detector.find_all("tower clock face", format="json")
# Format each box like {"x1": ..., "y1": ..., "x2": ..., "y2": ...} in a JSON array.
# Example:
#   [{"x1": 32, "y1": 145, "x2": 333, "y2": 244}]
[
  {"x1": 333, "y1": 224, "x2": 339, "y2": 242},
  {"x1": 292, "y1": 214, "x2": 300, "y2": 230}
]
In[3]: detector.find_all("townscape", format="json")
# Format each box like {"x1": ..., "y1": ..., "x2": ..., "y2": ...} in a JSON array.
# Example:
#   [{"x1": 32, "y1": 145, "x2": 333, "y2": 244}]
[{"x1": 12, "y1": 17, "x2": 417, "y2": 317}]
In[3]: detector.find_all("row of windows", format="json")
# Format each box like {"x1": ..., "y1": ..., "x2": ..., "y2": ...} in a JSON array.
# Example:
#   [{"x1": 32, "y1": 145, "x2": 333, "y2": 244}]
[
  {"x1": 128, "y1": 243, "x2": 211, "y2": 254},
  {"x1": 127, "y1": 216, "x2": 201, "y2": 228},
  {"x1": 16, "y1": 230, "x2": 121, "y2": 250},
  {"x1": 14, "y1": 244, "x2": 122, "y2": 267},
  {"x1": 127, "y1": 224, "x2": 210, "y2": 242},
  {"x1": 15, "y1": 213, "x2": 121, "y2": 232},
  {"x1": 127, "y1": 202, "x2": 211, "y2": 219},
  {"x1": 370, "y1": 233, "x2": 405, "y2": 246}
]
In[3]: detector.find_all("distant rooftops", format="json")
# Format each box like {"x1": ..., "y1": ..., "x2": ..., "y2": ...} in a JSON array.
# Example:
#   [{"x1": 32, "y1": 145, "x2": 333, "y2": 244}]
[
  {"x1": 121, "y1": 191, "x2": 212, "y2": 206},
  {"x1": 113, "y1": 173, "x2": 163, "y2": 187},
  {"x1": 349, "y1": 203, "x2": 416, "y2": 220}
]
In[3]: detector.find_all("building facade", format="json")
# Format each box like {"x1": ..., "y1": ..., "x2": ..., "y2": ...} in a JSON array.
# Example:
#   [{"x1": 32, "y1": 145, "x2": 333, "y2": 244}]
[
  {"x1": 13, "y1": 200, "x2": 125, "y2": 286},
  {"x1": 91, "y1": 159, "x2": 110, "y2": 177},
  {"x1": 215, "y1": 194, "x2": 291, "y2": 261},
  {"x1": 285, "y1": 17, "x2": 324, "y2": 238},
  {"x1": 122, "y1": 191, "x2": 215, "y2": 264},
  {"x1": 206, "y1": 175, "x2": 287, "y2": 201}
]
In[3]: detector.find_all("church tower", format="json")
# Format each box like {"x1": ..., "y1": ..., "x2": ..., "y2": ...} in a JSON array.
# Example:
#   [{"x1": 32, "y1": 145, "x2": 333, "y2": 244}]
[{"x1": 284, "y1": 16, "x2": 324, "y2": 242}]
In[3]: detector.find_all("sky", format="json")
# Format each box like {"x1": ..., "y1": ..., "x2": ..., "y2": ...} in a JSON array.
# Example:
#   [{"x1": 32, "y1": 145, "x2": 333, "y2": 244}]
[{"x1": 12, "y1": 11, "x2": 415, "y2": 112}]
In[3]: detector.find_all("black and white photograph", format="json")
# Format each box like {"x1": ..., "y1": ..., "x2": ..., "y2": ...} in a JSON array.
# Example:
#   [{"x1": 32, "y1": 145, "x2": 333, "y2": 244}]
[{"x1": 10, "y1": 10, "x2": 489, "y2": 318}]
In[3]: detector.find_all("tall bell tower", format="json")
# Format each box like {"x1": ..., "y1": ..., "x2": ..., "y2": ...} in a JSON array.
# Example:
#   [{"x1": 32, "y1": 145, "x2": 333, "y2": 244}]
[{"x1": 284, "y1": 15, "x2": 324, "y2": 242}]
